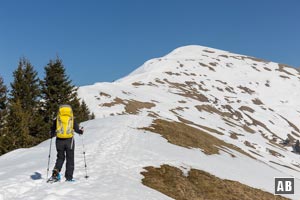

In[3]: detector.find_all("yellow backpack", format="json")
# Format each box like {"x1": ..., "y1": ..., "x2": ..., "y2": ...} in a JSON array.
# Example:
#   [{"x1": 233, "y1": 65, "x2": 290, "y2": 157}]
[{"x1": 56, "y1": 105, "x2": 74, "y2": 139}]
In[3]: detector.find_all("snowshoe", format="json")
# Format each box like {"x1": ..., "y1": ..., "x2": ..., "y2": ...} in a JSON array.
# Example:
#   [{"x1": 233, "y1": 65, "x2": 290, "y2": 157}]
[
  {"x1": 47, "y1": 169, "x2": 61, "y2": 183},
  {"x1": 65, "y1": 179, "x2": 75, "y2": 182}
]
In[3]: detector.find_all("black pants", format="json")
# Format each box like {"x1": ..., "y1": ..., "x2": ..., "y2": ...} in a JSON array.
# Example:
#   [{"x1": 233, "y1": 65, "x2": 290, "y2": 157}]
[{"x1": 54, "y1": 137, "x2": 75, "y2": 180}]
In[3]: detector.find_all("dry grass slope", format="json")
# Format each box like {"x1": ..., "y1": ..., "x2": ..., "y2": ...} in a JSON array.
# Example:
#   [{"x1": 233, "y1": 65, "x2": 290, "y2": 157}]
[
  {"x1": 141, "y1": 165, "x2": 290, "y2": 200},
  {"x1": 142, "y1": 119, "x2": 253, "y2": 158}
]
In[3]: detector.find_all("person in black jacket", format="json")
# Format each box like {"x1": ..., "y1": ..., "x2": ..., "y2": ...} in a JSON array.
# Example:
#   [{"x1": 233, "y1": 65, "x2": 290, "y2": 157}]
[
  {"x1": 50, "y1": 115, "x2": 84, "y2": 181},
  {"x1": 294, "y1": 140, "x2": 300, "y2": 153}
]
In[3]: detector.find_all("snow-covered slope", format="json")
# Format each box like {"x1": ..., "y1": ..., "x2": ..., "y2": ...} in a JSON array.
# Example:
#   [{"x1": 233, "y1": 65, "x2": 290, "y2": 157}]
[{"x1": 1, "y1": 45, "x2": 300, "y2": 199}]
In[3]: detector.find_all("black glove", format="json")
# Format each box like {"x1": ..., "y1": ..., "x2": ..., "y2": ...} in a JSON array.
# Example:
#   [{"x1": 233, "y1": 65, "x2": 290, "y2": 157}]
[{"x1": 79, "y1": 127, "x2": 84, "y2": 135}]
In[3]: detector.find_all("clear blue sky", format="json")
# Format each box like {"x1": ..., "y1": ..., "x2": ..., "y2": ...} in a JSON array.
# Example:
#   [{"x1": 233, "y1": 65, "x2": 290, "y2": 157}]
[{"x1": 0, "y1": 0, "x2": 299, "y2": 87}]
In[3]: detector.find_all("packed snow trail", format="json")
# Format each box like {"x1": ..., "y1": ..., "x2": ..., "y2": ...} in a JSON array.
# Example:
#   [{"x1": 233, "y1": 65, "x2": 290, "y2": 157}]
[
  {"x1": 0, "y1": 116, "x2": 172, "y2": 200},
  {"x1": 1, "y1": 115, "x2": 300, "y2": 199}
]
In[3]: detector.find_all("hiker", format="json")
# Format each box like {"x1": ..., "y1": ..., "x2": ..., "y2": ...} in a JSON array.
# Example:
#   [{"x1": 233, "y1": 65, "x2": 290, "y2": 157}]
[
  {"x1": 294, "y1": 140, "x2": 300, "y2": 153},
  {"x1": 49, "y1": 104, "x2": 84, "y2": 182}
]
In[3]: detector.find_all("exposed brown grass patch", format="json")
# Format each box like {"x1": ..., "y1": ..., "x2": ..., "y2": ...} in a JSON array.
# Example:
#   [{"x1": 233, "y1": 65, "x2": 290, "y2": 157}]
[
  {"x1": 196, "y1": 104, "x2": 243, "y2": 121},
  {"x1": 147, "y1": 82, "x2": 158, "y2": 87},
  {"x1": 244, "y1": 114, "x2": 278, "y2": 138},
  {"x1": 229, "y1": 131, "x2": 243, "y2": 139},
  {"x1": 241, "y1": 56, "x2": 270, "y2": 64},
  {"x1": 170, "y1": 107, "x2": 189, "y2": 115},
  {"x1": 122, "y1": 91, "x2": 131, "y2": 95},
  {"x1": 124, "y1": 100, "x2": 156, "y2": 114},
  {"x1": 223, "y1": 119, "x2": 236, "y2": 128},
  {"x1": 267, "y1": 148, "x2": 284, "y2": 158},
  {"x1": 224, "y1": 97, "x2": 235, "y2": 104},
  {"x1": 195, "y1": 105, "x2": 230, "y2": 118},
  {"x1": 242, "y1": 124, "x2": 256, "y2": 134},
  {"x1": 165, "y1": 71, "x2": 181, "y2": 76},
  {"x1": 185, "y1": 81, "x2": 209, "y2": 92},
  {"x1": 101, "y1": 97, "x2": 124, "y2": 107},
  {"x1": 209, "y1": 62, "x2": 218, "y2": 66},
  {"x1": 277, "y1": 64, "x2": 296, "y2": 76},
  {"x1": 225, "y1": 86, "x2": 236, "y2": 94},
  {"x1": 203, "y1": 49, "x2": 215, "y2": 53},
  {"x1": 230, "y1": 133, "x2": 238, "y2": 139},
  {"x1": 219, "y1": 54, "x2": 228, "y2": 58},
  {"x1": 265, "y1": 80, "x2": 270, "y2": 87},
  {"x1": 99, "y1": 92, "x2": 111, "y2": 97},
  {"x1": 141, "y1": 165, "x2": 290, "y2": 200},
  {"x1": 101, "y1": 97, "x2": 155, "y2": 114},
  {"x1": 251, "y1": 65, "x2": 261, "y2": 72},
  {"x1": 195, "y1": 104, "x2": 257, "y2": 134},
  {"x1": 132, "y1": 82, "x2": 145, "y2": 86},
  {"x1": 239, "y1": 106, "x2": 255, "y2": 113},
  {"x1": 237, "y1": 86, "x2": 255, "y2": 95},
  {"x1": 226, "y1": 63, "x2": 233, "y2": 68},
  {"x1": 252, "y1": 98, "x2": 264, "y2": 105},
  {"x1": 141, "y1": 119, "x2": 253, "y2": 158},
  {"x1": 279, "y1": 75, "x2": 290, "y2": 79},
  {"x1": 216, "y1": 87, "x2": 224, "y2": 92},
  {"x1": 163, "y1": 79, "x2": 209, "y2": 102},
  {"x1": 291, "y1": 131, "x2": 300, "y2": 137},
  {"x1": 216, "y1": 80, "x2": 227, "y2": 85},
  {"x1": 155, "y1": 79, "x2": 165, "y2": 84},
  {"x1": 222, "y1": 104, "x2": 243, "y2": 119},
  {"x1": 249, "y1": 150, "x2": 263, "y2": 157},
  {"x1": 244, "y1": 141, "x2": 256, "y2": 149},
  {"x1": 199, "y1": 62, "x2": 215, "y2": 71},
  {"x1": 147, "y1": 111, "x2": 160, "y2": 118}
]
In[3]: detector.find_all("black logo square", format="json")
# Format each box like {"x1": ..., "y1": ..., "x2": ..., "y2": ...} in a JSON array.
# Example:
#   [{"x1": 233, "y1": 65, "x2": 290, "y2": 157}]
[{"x1": 275, "y1": 177, "x2": 294, "y2": 195}]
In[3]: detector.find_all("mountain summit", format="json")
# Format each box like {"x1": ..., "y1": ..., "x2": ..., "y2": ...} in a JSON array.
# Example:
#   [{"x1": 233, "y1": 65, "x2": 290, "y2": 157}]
[
  {"x1": 1, "y1": 45, "x2": 299, "y2": 199},
  {"x1": 79, "y1": 45, "x2": 300, "y2": 199}
]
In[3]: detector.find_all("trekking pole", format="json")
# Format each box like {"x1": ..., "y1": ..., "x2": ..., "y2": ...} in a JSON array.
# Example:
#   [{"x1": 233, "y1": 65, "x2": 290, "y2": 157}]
[
  {"x1": 80, "y1": 134, "x2": 89, "y2": 179},
  {"x1": 46, "y1": 135, "x2": 53, "y2": 180}
]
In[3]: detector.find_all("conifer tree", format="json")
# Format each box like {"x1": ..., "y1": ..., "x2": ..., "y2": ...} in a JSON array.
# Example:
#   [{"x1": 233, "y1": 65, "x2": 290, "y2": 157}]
[
  {"x1": 10, "y1": 58, "x2": 40, "y2": 111},
  {"x1": 76, "y1": 100, "x2": 91, "y2": 123},
  {"x1": 80, "y1": 100, "x2": 91, "y2": 121},
  {"x1": 90, "y1": 112, "x2": 95, "y2": 120},
  {"x1": 7, "y1": 58, "x2": 42, "y2": 148},
  {"x1": 0, "y1": 75, "x2": 8, "y2": 154},
  {"x1": 41, "y1": 57, "x2": 85, "y2": 121},
  {"x1": 0, "y1": 75, "x2": 7, "y2": 133},
  {"x1": 7, "y1": 100, "x2": 33, "y2": 148}
]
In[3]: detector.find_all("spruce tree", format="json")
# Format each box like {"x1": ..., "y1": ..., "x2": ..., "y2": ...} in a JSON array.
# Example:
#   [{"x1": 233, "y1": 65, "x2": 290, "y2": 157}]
[
  {"x1": 7, "y1": 100, "x2": 33, "y2": 148},
  {"x1": 0, "y1": 75, "x2": 7, "y2": 133},
  {"x1": 41, "y1": 57, "x2": 82, "y2": 121},
  {"x1": 70, "y1": 95, "x2": 83, "y2": 122},
  {"x1": 75, "y1": 100, "x2": 91, "y2": 123},
  {"x1": 0, "y1": 75, "x2": 8, "y2": 155},
  {"x1": 81, "y1": 100, "x2": 90, "y2": 120},
  {"x1": 7, "y1": 58, "x2": 42, "y2": 148},
  {"x1": 90, "y1": 112, "x2": 95, "y2": 120},
  {"x1": 10, "y1": 58, "x2": 40, "y2": 111}
]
